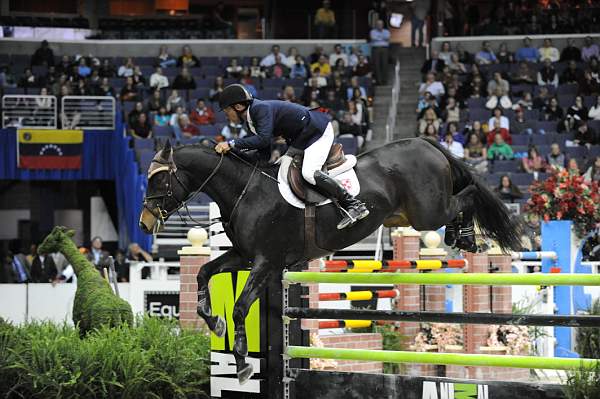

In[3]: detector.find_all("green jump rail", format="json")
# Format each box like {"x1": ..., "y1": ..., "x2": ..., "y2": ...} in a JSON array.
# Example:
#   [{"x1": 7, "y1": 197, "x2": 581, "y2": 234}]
[
  {"x1": 286, "y1": 346, "x2": 600, "y2": 371},
  {"x1": 282, "y1": 272, "x2": 600, "y2": 286}
]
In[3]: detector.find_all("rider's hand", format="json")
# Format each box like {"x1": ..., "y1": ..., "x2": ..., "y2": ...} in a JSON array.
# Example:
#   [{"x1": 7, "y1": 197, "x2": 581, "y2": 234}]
[{"x1": 215, "y1": 142, "x2": 231, "y2": 154}]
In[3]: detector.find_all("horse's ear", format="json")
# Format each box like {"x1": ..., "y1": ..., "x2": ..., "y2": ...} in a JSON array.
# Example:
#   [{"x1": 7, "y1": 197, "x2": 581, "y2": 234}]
[{"x1": 160, "y1": 140, "x2": 172, "y2": 161}]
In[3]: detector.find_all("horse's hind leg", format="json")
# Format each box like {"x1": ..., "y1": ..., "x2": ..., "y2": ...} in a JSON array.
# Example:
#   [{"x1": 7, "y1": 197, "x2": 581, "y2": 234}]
[
  {"x1": 447, "y1": 184, "x2": 478, "y2": 252},
  {"x1": 197, "y1": 249, "x2": 249, "y2": 337},
  {"x1": 231, "y1": 256, "x2": 274, "y2": 384}
]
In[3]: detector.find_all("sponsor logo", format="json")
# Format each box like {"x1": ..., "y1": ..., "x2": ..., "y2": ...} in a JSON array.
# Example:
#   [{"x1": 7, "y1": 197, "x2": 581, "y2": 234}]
[{"x1": 422, "y1": 381, "x2": 489, "y2": 399}]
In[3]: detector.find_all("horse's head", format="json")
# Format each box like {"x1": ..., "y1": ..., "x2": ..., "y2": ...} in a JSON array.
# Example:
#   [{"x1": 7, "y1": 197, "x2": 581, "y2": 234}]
[{"x1": 139, "y1": 141, "x2": 191, "y2": 234}]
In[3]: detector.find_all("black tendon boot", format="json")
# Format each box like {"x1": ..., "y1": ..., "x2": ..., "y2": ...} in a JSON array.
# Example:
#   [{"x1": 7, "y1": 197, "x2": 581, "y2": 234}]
[
  {"x1": 313, "y1": 170, "x2": 369, "y2": 229},
  {"x1": 456, "y1": 220, "x2": 478, "y2": 253},
  {"x1": 444, "y1": 224, "x2": 457, "y2": 247}
]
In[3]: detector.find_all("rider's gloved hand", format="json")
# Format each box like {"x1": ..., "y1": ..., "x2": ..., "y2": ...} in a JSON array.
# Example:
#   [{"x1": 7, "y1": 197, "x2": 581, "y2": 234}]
[{"x1": 215, "y1": 142, "x2": 231, "y2": 154}]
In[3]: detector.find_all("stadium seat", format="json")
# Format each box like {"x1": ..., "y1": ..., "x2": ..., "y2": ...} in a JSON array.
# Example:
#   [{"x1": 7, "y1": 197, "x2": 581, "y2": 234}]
[
  {"x1": 556, "y1": 84, "x2": 578, "y2": 95},
  {"x1": 153, "y1": 125, "x2": 174, "y2": 138},
  {"x1": 198, "y1": 125, "x2": 219, "y2": 136},
  {"x1": 510, "y1": 173, "x2": 534, "y2": 187},
  {"x1": 565, "y1": 146, "x2": 588, "y2": 160},
  {"x1": 492, "y1": 160, "x2": 519, "y2": 173},
  {"x1": 537, "y1": 121, "x2": 558, "y2": 133},
  {"x1": 512, "y1": 135, "x2": 530, "y2": 146},
  {"x1": 138, "y1": 150, "x2": 155, "y2": 172},
  {"x1": 466, "y1": 98, "x2": 486, "y2": 110},
  {"x1": 133, "y1": 138, "x2": 154, "y2": 152},
  {"x1": 468, "y1": 108, "x2": 490, "y2": 122},
  {"x1": 530, "y1": 135, "x2": 552, "y2": 146},
  {"x1": 336, "y1": 135, "x2": 358, "y2": 155}
]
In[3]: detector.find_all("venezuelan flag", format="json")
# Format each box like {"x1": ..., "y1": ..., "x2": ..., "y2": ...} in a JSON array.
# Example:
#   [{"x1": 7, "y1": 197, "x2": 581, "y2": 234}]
[{"x1": 17, "y1": 129, "x2": 83, "y2": 169}]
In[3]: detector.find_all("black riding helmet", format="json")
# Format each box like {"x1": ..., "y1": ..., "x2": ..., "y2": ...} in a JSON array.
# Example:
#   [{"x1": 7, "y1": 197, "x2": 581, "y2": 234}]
[{"x1": 218, "y1": 84, "x2": 253, "y2": 111}]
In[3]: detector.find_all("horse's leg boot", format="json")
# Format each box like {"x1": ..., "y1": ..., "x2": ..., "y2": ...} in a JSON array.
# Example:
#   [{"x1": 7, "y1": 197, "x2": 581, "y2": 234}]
[
  {"x1": 444, "y1": 225, "x2": 457, "y2": 247},
  {"x1": 456, "y1": 221, "x2": 478, "y2": 253},
  {"x1": 234, "y1": 327, "x2": 253, "y2": 384},
  {"x1": 313, "y1": 170, "x2": 369, "y2": 230},
  {"x1": 197, "y1": 289, "x2": 226, "y2": 337}
]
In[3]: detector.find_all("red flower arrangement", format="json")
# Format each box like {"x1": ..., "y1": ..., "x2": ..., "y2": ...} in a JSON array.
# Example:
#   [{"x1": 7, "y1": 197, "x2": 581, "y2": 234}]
[{"x1": 525, "y1": 167, "x2": 600, "y2": 238}]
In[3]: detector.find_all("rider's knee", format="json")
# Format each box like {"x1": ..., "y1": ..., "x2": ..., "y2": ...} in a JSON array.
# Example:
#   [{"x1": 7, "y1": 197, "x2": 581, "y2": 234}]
[{"x1": 301, "y1": 167, "x2": 317, "y2": 185}]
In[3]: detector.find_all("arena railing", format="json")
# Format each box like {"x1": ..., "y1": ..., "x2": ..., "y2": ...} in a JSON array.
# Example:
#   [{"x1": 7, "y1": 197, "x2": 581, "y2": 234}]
[
  {"x1": 1, "y1": 94, "x2": 57, "y2": 129},
  {"x1": 385, "y1": 60, "x2": 400, "y2": 143},
  {"x1": 61, "y1": 96, "x2": 116, "y2": 130}
]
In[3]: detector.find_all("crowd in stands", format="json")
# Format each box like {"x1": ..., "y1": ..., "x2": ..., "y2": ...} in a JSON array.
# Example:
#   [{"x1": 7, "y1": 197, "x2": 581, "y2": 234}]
[
  {"x1": 417, "y1": 36, "x2": 600, "y2": 213},
  {"x1": 0, "y1": 237, "x2": 153, "y2": 284},
  {"x1": 1, "y1": 39, "x2": 382, "y2": 161}
]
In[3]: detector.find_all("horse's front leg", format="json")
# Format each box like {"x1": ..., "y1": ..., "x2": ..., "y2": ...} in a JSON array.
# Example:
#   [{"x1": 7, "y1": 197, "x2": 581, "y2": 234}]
[
  {"x1": 197, "y1": 249, "x2": 249, "y2": 337},
  {"x1": 231, "y1": 256, "x2": 274, "y2": 384}
]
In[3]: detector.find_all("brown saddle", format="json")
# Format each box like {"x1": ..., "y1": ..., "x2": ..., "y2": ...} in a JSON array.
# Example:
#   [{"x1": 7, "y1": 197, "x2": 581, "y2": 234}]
[{"x1": 288, "y1": 143, "x2": 347, "y2": 203}]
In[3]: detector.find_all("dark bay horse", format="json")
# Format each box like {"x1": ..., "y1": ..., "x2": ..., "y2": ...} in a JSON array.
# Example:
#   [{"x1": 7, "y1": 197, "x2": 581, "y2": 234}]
[{"x1": 139, "y1": 137, "x2": 521, "y2": 383}]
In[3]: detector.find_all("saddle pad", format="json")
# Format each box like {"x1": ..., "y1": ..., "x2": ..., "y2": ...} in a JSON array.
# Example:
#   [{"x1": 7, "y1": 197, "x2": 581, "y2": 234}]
[{"x1": 277, "y1": 155, "x2": 360, "y2": 209}]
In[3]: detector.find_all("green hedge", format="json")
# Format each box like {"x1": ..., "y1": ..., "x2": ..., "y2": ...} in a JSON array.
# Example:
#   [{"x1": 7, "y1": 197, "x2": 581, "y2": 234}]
[{"x1": 0, "y1": 317, "x2": 210, "y2": 399}]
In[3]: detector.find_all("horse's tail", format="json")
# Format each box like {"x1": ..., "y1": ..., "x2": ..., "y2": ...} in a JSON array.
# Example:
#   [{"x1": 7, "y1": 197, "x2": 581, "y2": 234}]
[{"x1": 421, "y1": 137, "x2": 523, "y2": 251}]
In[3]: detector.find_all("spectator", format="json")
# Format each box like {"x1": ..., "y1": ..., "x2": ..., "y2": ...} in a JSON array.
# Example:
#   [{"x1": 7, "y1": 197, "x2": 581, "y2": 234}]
[
  {"x1": 582, "y1": 36, "x2": 600, "y2": 62},
  {"x1": 179, "y1": 114, "x2": 200, "y2": 137},
  {"x1": 268, "y1": 55, "x2": 290, "y2": 79},
  {"x1": 128, "y1": 243, "x2": 153, "y2": 263},
  {"x1": 564, "y1": 95, "x2": 588, "y2": 131},
  {"x1": 465, "y1": 120, "x2": 486, "y2": 144},
  {"x1": 210, "y1": 1, "x2": 234, "y2": 38},
  {"x1": 370, "y1": 19, "x2": 390, "y2": 85},
  {"x1": 157, "y1": 45, "x2": 177, "y2": 68},
  {"x1": 332, "y1": 58, "x2": 349, "y2": 79},
  {"x1": 560, "y1": 38, "x2": 582, "y2": 62},
  {"x1": 329, "y1": 44, "x2": 349, "y2": 67},
  {"x1": 190, "y1": 99, "x2": 215, "y2": 125},
  {"x1": 348, "y1": 100, "x2": 367, "y2": 134},
  {"x1": 464, "y1": 132, "x2": 488, "y2": 173},
  {"x1": 118, "y1": 57, "x2": 135, "y2": 77},
  {"x1": 130, "y1": 113, "x2": 153, "y2": 139},
  {"x1": 421, "y1": 123, "x2": 439, "y2": 139},
  {"x1": 280, "y1": 85, "x2": 299, "y2": 103},
  {"x1": 177, "y1": 45, "x2": 200, "y2": 68},
  {"x1": 166, "y1": 89, "x2": 186, "y2": 113},
  {"x1": 99, "y1": 59, "x2": 116, "y2": 78},
  {"x1": 411, "y1": 0, "x2": 429, "y2": 48},
  {"x1": 29, "y1": 249, "x2": 57, "y2": 283},
  {"x1": 346, "y1": 76, "x2": 367, "y2": 100},
  {"x1": 352, "y1": 55, "x2": 372, "y2": 77},
  {"x1": 96, "y1": 77, "x2": 116, "y2": 97},
  {"x1": 284, "y1": 47, "x2": 300, "y2": 68},
  {"x1": 573, "y1": 120, "x2": 597, "y2": 147},
  {"x1": 511, "y1": 61, "x2": 535, "y2": 85},
  {"x1": 442, "y1": 97, "x2": 460, "y2": 123},
  {"x1": 56, "y1": 55, "x2": 71, "y2": 75},
  {"x1": 5, "y1": 251, "x2": 31, "y2": 283},
  {"x1": 522, "y1": 146, "x2": 546, "y2": 173},
  {"x1": 348, "y1": 46, "x2": 361, "y2": 67},
  {"x1": 145, "y1": 90, "x2": 162, "y2": 112},
  {"x1": 447, "y1": 53, "x2": 467, "y2": 74},
  {"x1": 419, "y1": 72, "x2": 445, "y2": 99},
  {"x1": 475, "y1": 41, "x2": 498, "y2": 65},
  {"x1": 169, "y1": 106, "x2": 187, "y2": 139},
  {"x1": 86, "y1": 237, "x2": 110, "y2": 271},
  {"x1": 515, "y1": 37, "x2": 539, "y2": 63},
  {"x1": 77, "y1": 58, "x2": 91, "y2": 78},
  {"x1": 18, "y1": 68, "x2": 38, "y2": 88},
  {"x1": 310, "y1": 55, "x2": 331, "y2": 77},
  {"x1": 567, "y1": 158, "x2": 580, "y2": 175},
  {"x1": 589, "y1": 58, "x2": 600, "y2": 83},
  {"x1": 128, "y1": 101, "x2": 145, "y2": 125},
  {"x1": 331, "y1": 76, "x2": 347, "y2": 100},
  {"x1": 537, "y1": 58, "x2": 559, "y2": 88},
  {"x1": 321, "y1": 89, "x2": 345, "y2": 112},
  {"x1": 589, "y1": 95, "x2": 600, "y2": 120},
  {"x1": 338, "y1": 111, "x2": 365, "y2": 148},
  {"x1": 438, "y1": 41, "x2": 455, "y2": 65},
  {"x1": 583, "y1": 156, "x2": 600, "y2": 183},
  {"x1": 538, "y1": 38, "x2": 559, "y2": 62},
  {"x1": 579, "y1": 70, "x2": 600, "y2": 97},
  {"x1": 209, "y1": 76, "x2": 225, "y2": 103},
  {"x1": 512, "y1": 107, "x2": 535, "y2": 135},
  {"x1": 309, "y1": 46, "x2": 325, "y2": 64},
  {"x1": 310, "y1": 69, "x2": 328, "y2": 88},
  {"x1": 486, "y1": 72, "x2": 511, "y2": 109},
  {"x1": 256, "y1": 44, "x2": 281, "y2": 68},
  {"x1": 560, "y1": 60, "x2": 582, "y2": 85},
  {"x1": 314, "y1": 0, "x2": 336, "y2": 39},
  {"x1": 0, "y1": 66, "x2": 17, "y2": 88},
  {"x1": 546, "y1": 143, "x2": 566, "y2": 169},
  {"x1": 441, "y1": 131, "x2": 464, "y2": 159},
  {"x1": 416, "y1": 91, "x2": 437, "y2": 114},
  {"x1": 172, "y1": 67, "x2": 196, "y2": 90},
  {"x1": 514, "y1": 92, "x2": 534, "y2": 111},
  {"x1": 445, "y1": 121, "x2": 465, "y2": 144},
  {"x1": 487, "y1": 132, "x2": 514, "y2": 160},
  {"x1": 225, "y1": 58, "x2": 243, "y2": 79},
  {"x1": 496, "y1": 42, "x2": 514, "y2": 64},
  {"x1": 421, "y1": 50, "x2": 445, "y2": 76},
  {"x1": 418, "y1": 108, "x2": 441, "y2": 135},
  {"x1": 150, "y1": 66, "x2": 169, "y2": 90},
  {"x1": 542, "y1": 97, "x2": 563, "y2": 121},
  {"x1": 120, "y1": 77, "x2": 139, "y2": 102},
  {"x1": 221, "y1": 117, "x2": 248, "y2": 139},
  {"x1": 154, "y1": 106, "x2": 170, "y2": 126},
  {"x1": 31, "y1": 40, "x2": 55, "y2": 66},
  {"x1": 131, "y1": 66, "x2": 146, "y2": 89},
  {"x1": 486, "y1": 117, "x2": 511, "y2": 145},
  {"x1": 290, "y1": 55, "x2": 308, "y2": 79},
  {"x1": 495, "y1": 175, "x2": 523, "y2": 202},
  {"x1": 533, "y1": 86, "x2": 550, "y2": 109}
]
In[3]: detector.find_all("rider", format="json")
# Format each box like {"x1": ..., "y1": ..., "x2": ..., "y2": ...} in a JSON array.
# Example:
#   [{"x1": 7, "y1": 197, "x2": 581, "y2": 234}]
[{"x1": 214, "y1": 83, "x2": 369, "y2": 230}]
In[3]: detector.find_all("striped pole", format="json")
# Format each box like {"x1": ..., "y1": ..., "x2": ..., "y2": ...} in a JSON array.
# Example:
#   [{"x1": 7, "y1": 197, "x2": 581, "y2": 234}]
[
  {"x1": 511, "y1": 251, "x2": 558, "y2": 261},
  {"x1": 323, "y1": 259, "x2": 466, "y2": 272},
  {"x1": 318, "y1": 320, "x2": 380, "y2": 329},
  {"x1": 286, "y1": 346, "x2": 600, "y2": 371},
  {"x1": 283, "y1": 272, "x2": 600, "y2": 286},
  {"x1": 319, "y1": 289, "x2": 399, "y2": 301}
]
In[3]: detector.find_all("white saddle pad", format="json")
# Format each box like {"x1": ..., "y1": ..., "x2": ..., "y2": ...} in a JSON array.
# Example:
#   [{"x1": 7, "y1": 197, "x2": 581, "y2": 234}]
[{"x1": 277, "y1": 155, "x2": 361, "y2": 209}]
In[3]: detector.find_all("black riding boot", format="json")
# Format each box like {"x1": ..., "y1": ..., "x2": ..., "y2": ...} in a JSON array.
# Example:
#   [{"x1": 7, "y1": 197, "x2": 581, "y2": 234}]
[{"x1": 313, "y1": 170, "x2": 369, "y2": 230}]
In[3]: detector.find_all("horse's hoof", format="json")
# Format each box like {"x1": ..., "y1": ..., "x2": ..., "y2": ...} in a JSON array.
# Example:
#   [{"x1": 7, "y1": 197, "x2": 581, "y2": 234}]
[
  {"x1": 237, "y1": 363, "x2": 254, "y2": 385},
  {"x1": 213, "y1": 316, "x2": 226, "y2": 338}
]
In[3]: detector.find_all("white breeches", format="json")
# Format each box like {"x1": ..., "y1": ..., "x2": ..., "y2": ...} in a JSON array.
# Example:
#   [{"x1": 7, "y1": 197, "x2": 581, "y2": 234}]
[{"x1": 301, "y1": 122, "x2": 334, "y2": 185}]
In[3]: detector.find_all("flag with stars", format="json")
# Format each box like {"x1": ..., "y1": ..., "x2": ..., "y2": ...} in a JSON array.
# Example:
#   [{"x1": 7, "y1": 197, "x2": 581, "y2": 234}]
[{"x1": 17, "y1": 129, "x2": 83, "y2": 169}]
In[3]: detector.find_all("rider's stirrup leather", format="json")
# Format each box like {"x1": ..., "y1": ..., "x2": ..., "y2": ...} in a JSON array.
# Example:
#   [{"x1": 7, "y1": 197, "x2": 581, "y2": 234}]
[{"x1": 313, "y1": 170, "x2": 369, "y2": 230}]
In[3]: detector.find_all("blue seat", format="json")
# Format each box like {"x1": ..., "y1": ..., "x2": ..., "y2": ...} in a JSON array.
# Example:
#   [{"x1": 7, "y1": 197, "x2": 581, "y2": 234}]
[
  {"x1": 511, "y1": 84, "x2": 534, "y2": 96},
  {"x1": 138, "y1": 150, "x2": 155, "y2": 172},
  {"x1": 200, "y1": 57, "x2": 220, "y2": 66},
  {"x1": 468, "y1": 108, "x2": 490, "y2": 123},
  {"x1": 492, "y1": 160, "x2": 518, "y2": 173},
  {"x1": 1, "y1": 87, "x2": 25, "y2": 95},
  {"x1": 558, "y1": 94, "x2": 575, "y2": 108},
  {"x1": 556, "y1": 84, "x2": 578, "y2": 95},
  {"x1": 133, "y1": 138, "x2": 154, "y2": 152},
  {"x1": 336, "y1": 135, "x2": 358, "y2": 155},
  {"x1": 530, "y1": 135, "x2": 552, "y2": 145},
  {"x1": 466, "y1": 97, "x2": 486, "y2": 110},
  {"x1": 537, "y1": 120, "x2": 558, "y2": 133},
  {"x1": 198, "y1": 125, "x2": 219, "y2": 136},
  {"x1": 262, "y1": 78, "x2": 286, "y2": 88},
  {"x1": 202, "y1": 65, "x2": 223, "y2": 76},
  {"x1": 152, "y1": 125, "x2": 174, "y2": 138},
  {"x1": 565, "y1": 146, "x2": 588, "y2": 160},
  {"x1": 215, "y1": 112, "x2": 227, "y2": 123},
  {"x1": 589, "y1": 120, "x2": 600, "y2": 132},
  {"x1": 524, "y1": 109, "x2": 539, "y2": 121},
  {"x1": 512, "y1": 135, "x2": 530, "y2": 146},
  {"x1": 188, "y1": 88, "x2": 210, "y2": 101},
  {"x1": 510, "y1": 173, "x2": 534, "y2": 186}
]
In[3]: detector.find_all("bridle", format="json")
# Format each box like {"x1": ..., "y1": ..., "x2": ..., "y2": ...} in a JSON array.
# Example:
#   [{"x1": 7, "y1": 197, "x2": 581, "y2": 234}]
[{"x1": 143, "y1": 152, "x2": 224, "y2": 233}]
